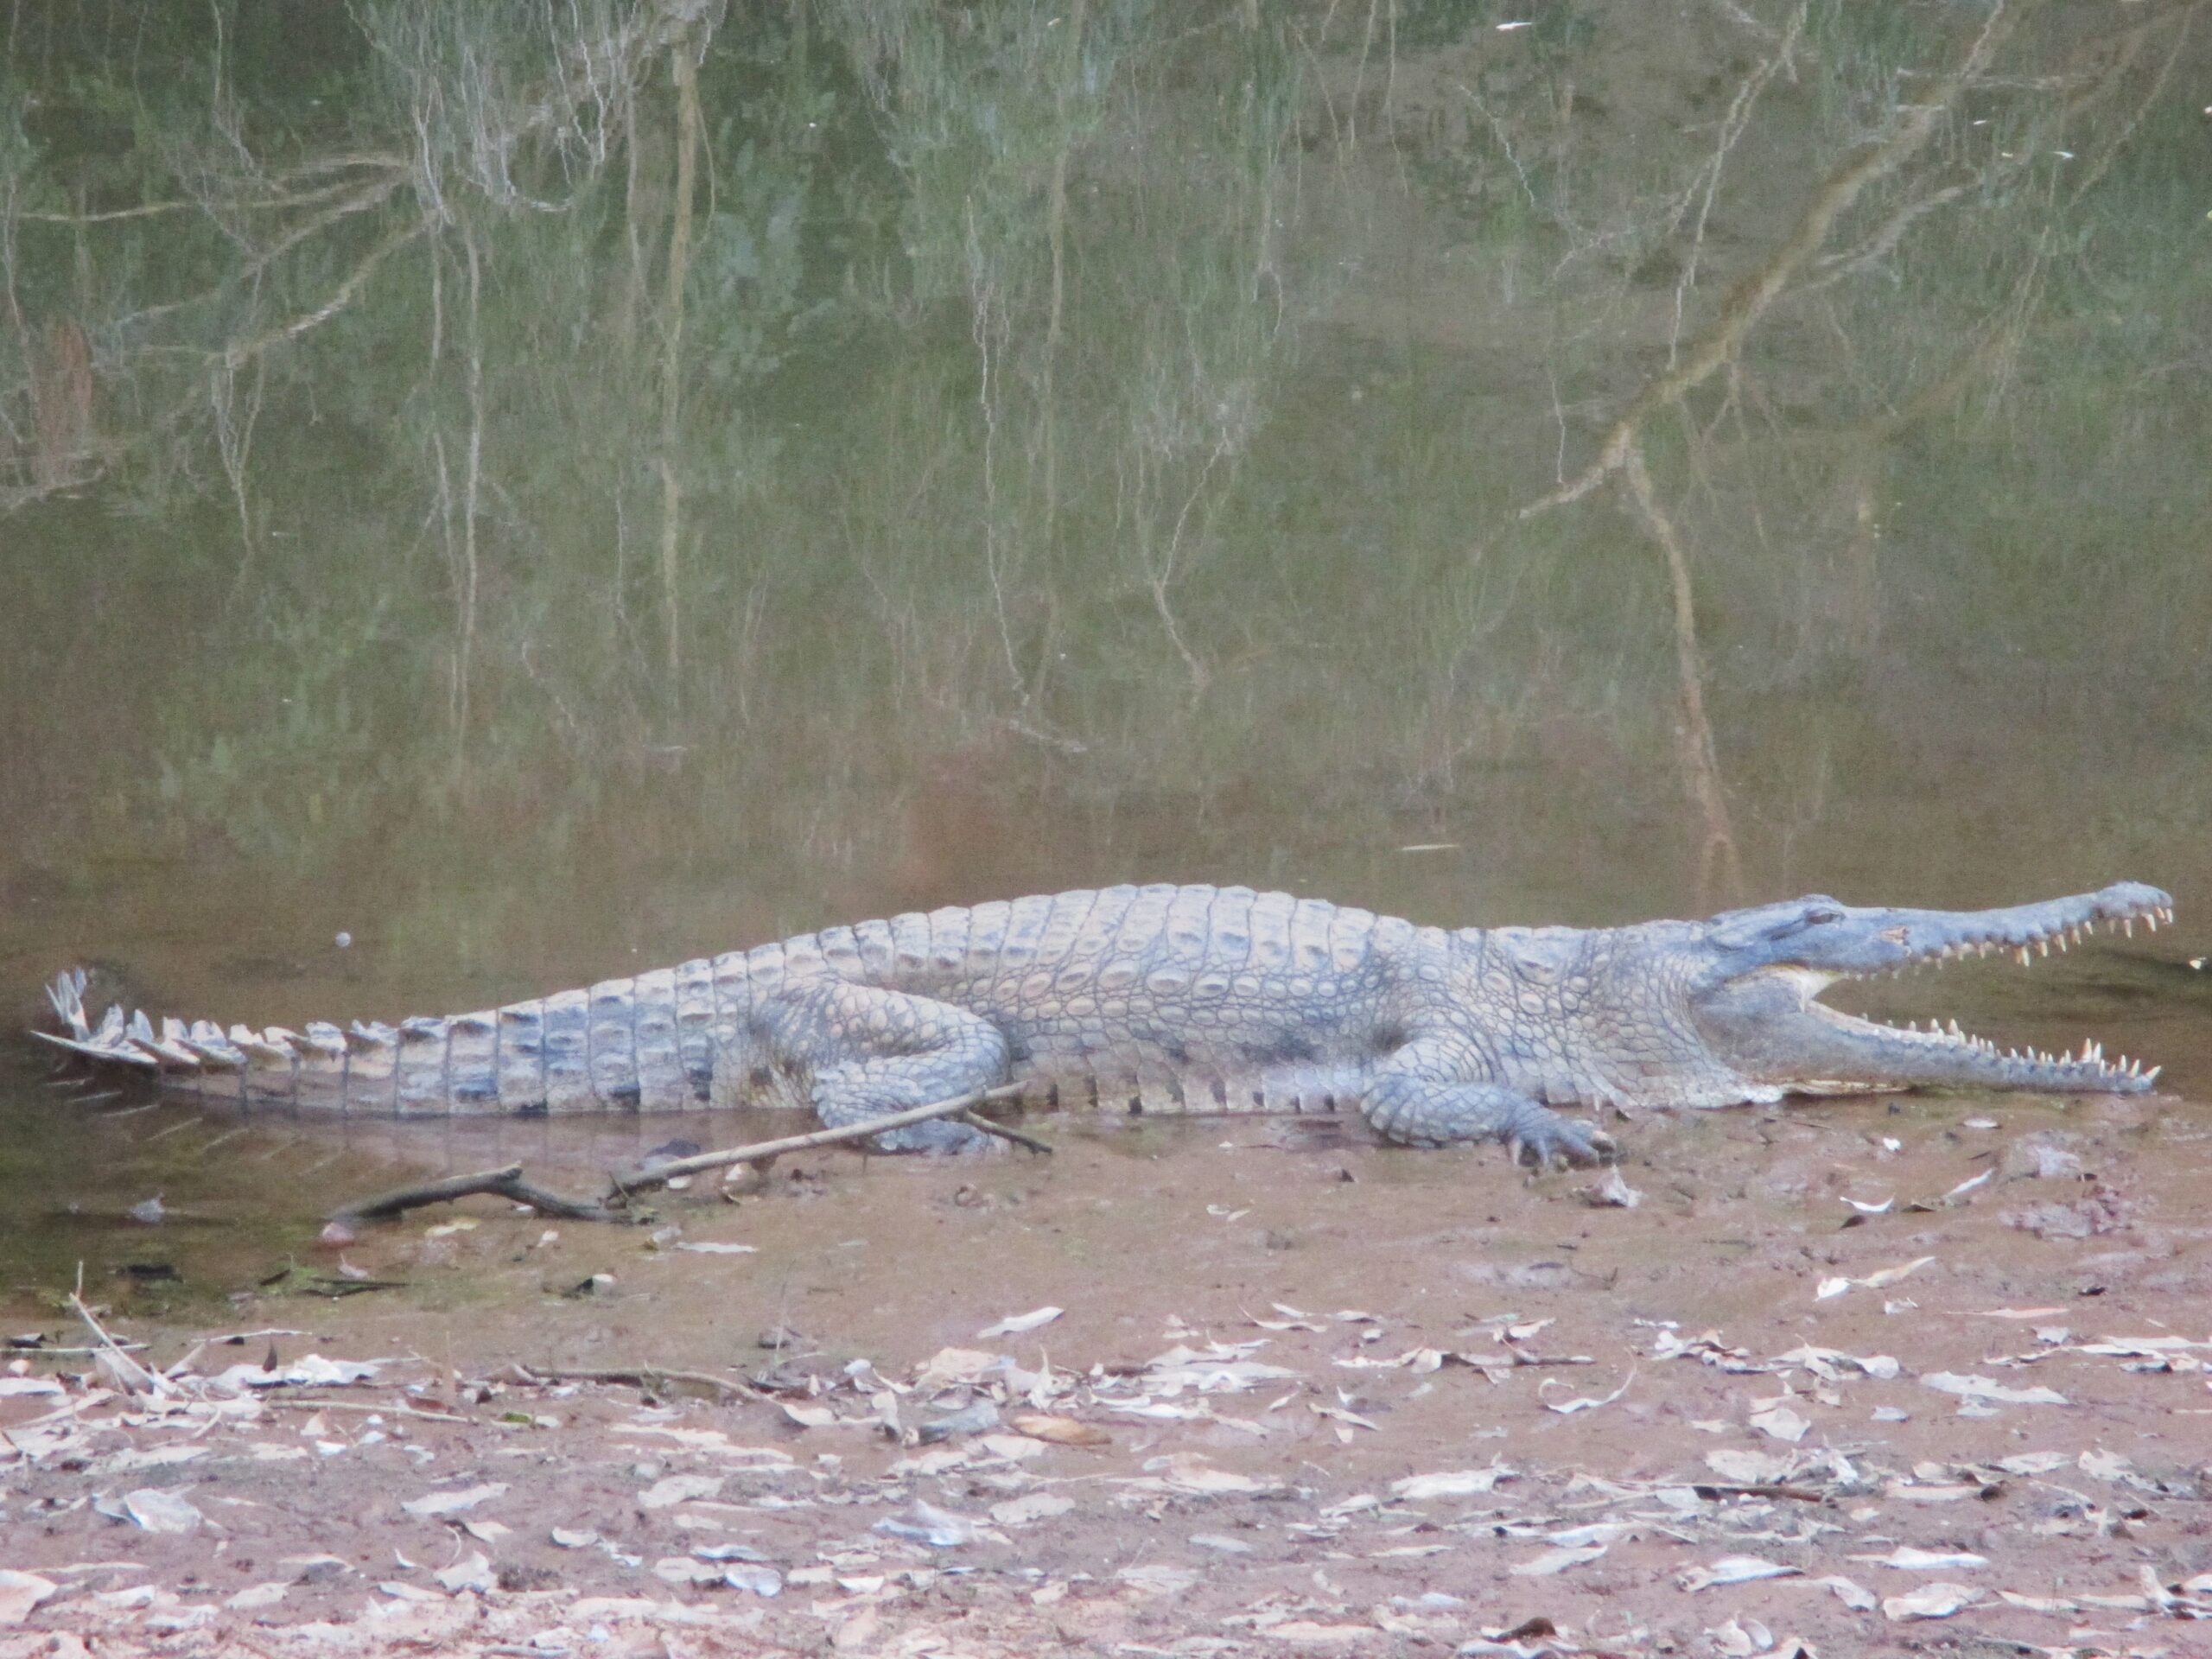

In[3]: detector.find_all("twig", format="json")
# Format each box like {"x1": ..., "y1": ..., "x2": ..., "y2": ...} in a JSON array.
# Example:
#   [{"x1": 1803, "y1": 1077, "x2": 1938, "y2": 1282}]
[
  {"x1": 499, "y1": 1174, "x2": 625, "y2": 1223},
  {"x1": 68, "y1": 1280, "x2": 168, "y2": 1397},
  {"x1": 607, "y1": 1083, "x2": 1033, "y2": 1195},
  {"x1": 1691, "y1": 1480, "x2": 1833, "y2": 1504},
  {"x1": 329, "y1": 1164, "x2": 620, "y2": 1226},
  {"x1": 958, "y1": 1109, "x2": 1053, "y2": 1154},
  {"x1": 331, "y1": 1164, "x2": 525, "y2": 1221},
  {"x1": 516, "y1": 1363, "x2": 772, "y2": 1405},
  {"x1": 257, "y1": 1398, "x2": 469, "y2": 1421}
]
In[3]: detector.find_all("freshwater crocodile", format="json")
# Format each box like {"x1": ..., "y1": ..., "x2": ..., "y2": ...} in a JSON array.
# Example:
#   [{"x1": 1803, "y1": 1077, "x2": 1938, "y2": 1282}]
[{"x1": 36, "y1": 880, "x2": 2173, "y2": 1166}]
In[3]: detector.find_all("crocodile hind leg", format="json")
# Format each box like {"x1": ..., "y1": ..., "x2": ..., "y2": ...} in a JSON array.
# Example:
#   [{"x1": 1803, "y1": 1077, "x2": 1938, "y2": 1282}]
[
  {"x1": 753, "y1": 980, "x2": 1011, "y2": 1153},
  {"x1": 1359, "y1": 1039, "x2": 1613, "y2": 1167}
]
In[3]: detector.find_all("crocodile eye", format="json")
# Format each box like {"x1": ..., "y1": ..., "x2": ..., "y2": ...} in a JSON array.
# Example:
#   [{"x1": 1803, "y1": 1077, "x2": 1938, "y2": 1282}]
[{"x1": 1764, "y1": 900, "x2": 1845, "y2": 940}]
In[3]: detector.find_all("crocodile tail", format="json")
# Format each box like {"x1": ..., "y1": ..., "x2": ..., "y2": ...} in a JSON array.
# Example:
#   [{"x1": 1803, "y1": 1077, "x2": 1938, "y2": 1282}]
[
  {"x1": 30, "y1": 960, "x2": 728, "y2": 1118},
  {"x1": 35, "y1": 965, "x2": 443, "y2": 1114}
]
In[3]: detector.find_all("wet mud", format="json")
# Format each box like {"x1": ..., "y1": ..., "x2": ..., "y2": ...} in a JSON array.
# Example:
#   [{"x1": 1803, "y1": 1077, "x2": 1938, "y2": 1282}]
[{"x1": 4, "y1": 1072, "x2": 2209, "y2": 1657}]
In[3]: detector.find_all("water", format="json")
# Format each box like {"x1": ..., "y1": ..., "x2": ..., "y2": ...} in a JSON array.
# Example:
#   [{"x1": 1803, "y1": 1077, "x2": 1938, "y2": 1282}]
[{"x1": 2, "y1": 2, "x2": 2207, "y2": 1317}]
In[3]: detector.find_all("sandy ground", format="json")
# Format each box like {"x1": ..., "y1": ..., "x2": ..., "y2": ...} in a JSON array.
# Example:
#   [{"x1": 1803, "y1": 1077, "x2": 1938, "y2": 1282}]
[{"x1": 3, "y1": 1088, "x2": 2211, "y2": 1659}]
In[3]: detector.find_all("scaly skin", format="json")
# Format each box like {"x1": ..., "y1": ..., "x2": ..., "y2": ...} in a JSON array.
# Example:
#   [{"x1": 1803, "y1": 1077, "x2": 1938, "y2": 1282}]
[{"x1": 36, "y1": 880, "x2": 2175, "y2": 1166}]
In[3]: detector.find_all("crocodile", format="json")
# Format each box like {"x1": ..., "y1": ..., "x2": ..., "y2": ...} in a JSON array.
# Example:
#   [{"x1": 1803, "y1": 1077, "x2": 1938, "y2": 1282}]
[{"x1": 35, "y1": 880, "x2": 2173, "y2": 1166}]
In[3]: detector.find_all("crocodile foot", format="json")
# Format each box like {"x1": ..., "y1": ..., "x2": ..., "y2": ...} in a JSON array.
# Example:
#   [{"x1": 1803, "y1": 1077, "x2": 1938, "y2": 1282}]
[
  {"x1": 867, "y1": 1114, "x2": 1001, "y2": 1154},
  {"x1": 1506, "y1": 1108, "x2": 1616, "y2": 1171}
]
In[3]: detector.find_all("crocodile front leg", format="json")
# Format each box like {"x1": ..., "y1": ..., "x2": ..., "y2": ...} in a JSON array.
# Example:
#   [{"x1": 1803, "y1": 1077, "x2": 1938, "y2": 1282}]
[
  {"x1": 753, "y1": 981, "x2": 1010, "y2": 1152},
  {"x1": 1359, "y1": 1036, "x2": 1613, "y2": 1167}
]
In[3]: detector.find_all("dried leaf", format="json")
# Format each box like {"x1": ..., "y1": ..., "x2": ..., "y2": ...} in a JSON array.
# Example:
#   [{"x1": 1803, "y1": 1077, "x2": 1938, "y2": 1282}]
[
  {"x1": 0, "y1": 1572, "x2": 58, "y2": 1627},
  {"x1": 990, "y1": 1492, "x2": 1075, "y2": 1526},
  {"x1": 874, "y1": 1498, "x2": 978, "y2": 1548},
  {"x1": 1997, "y1": 1589, "x2": 2078, "y2": 1613},
  {"x1": 1389, "y1": 1465, "x2": 1514, "y2": 1501},
  {"x1": 1995, "y1": 1451, "x2": 2069, "y2": 1475},
  {"x1": 1580, "y1": 1167, "x2": 1643, "y2": 1208},
  {"x1": 1011, "y1": 1413, "x2": 1111, "y2": 1447},
  {"x1": 652, "y1": 1556, "x2": 725, "y2": 1586},
  {"x1": 1116, "y1": 1564, "x2": 1200, "y2": 1597},
  {"x1": 434, "y1": 1551, "x2": 494, "y2": 1592},
  {"x1": 1881, "y1": 1581, "x2": 1981, "y2": 1621},
  {"x1": 402, "y1": 1482, "x2": 507, "y2": 1518},
  {"x1": 1771, "y1": 1344, "x2": 1900, "y2": 1381},
  {"x1": 1307, "y1": 1401, "x2": 1379, "y2": 1432},
  {"x1": 121, "y1": 1489, "x2": 204, "y2": 1534},
  {"x1": 1510, "y1": 1542, "x2": 1606, "y2": 1577},
  {"x1": 914, "y1": 1347, "x2": 998, "y2": 1389},
  {"x1": 1542, "y1": 1369, "x2": 1633, "y2": 1414},
  {"x1": 1749, "y1": 1402, "x2": 1811, "y2": 1443},
  {"x1": 1811, "y1": 1575, "x2": 1878, "y2": 1611},
  {"x1": 1922, "y1": 1371, "x2": 2069, "y2": 1407},
  {"x1": 1263, "y1": 1621, "x2": 1377, "y2": 1641},
  {"x1": 637, "y1": 1474, "x2": 723, "y2": 1509},
  {"x1": 1152, "y1": 1452, "x2": 1274, "y2": 1495},
  {"x1": 1816, "y1": 1255, "x2": 1935, "y2": 1300},
  {"x1": 1680, "y1": 1555, "x2": 1800, "y2": 1592},
  {"x1": 1851, "y1": 1546, "x2": 1988, "y2": 1571},
  {"x1": 977, "y1": 1306, "x2": 1064, "y2": 1339},
  {"x1": 1941, "y1": 1168, "x2": 1995, "y2": 1202}
]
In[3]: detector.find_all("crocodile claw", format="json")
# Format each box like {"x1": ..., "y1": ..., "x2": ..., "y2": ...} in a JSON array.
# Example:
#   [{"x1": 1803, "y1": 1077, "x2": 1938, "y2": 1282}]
[{"x1": 1508, "y1": 1109, "x2": 1616, "y2": 1171}]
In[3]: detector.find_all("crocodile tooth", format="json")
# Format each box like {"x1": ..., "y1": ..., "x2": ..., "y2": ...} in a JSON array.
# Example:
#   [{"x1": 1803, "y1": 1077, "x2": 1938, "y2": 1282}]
[
  {"x1": 2122, "y1": 918, "x2": 2133, "y2": 938},
  {"x1": 2145, "y1": 912, "x2": 2159, "y2": 932},
  {"x1": 2056, "y1": 933, "x2": 2068, "y2": 952},
  {"x1": 2014, "y1": 946, "x2": 2031, "y2": 968},
  {"x1": 2037, "y1": 938, "x2": 2050, "y2": 957}
]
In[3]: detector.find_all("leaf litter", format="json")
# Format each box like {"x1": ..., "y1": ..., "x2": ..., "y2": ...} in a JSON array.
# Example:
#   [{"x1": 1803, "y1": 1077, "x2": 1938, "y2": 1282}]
[{"x1": 8, "y1": 1105, "x2": 2212, "y2": 1657}]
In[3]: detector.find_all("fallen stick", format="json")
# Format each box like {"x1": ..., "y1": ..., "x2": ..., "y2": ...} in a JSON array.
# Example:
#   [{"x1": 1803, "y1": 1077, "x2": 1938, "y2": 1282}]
[
  {"x1": 324, "y1": 1089, "x2": 1050, "y2": 1224},
  {"x1": 68, "y1": 1282, "x2": 167, "y2": 1397},
  {"x1": 332, "y1": 1164, "x2": 524, "y2": 1221},
  {"x1": 517, "y1": 1363, "x2": 771, "y2": 1405},
  {"x1": 606, "y1": 1083, "x2": 1036, "y2": 1195},
  {"x1": 956, "y1": 1109, "x2": 1054, "y2": 1155},
  {"x1": 258, "y1": 1397, "x2": 470, "y2": 1422},
  {"x1": 1690, "y1": 1481, "x2": 1832, "y2": 1504},
  {"x1": 329, "y1": 1164, "x2": 621, "y2": 1226}
]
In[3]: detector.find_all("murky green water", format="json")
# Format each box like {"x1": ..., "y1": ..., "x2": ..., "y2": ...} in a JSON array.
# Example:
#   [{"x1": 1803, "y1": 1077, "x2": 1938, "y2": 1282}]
[{"x1": 3, "y1": 3, "x2": 2207, "y2": 1319}]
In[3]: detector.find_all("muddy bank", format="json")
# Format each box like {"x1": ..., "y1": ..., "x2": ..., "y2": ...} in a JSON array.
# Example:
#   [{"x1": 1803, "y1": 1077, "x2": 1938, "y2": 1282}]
[{"x1": 5, "y1": 1090, "x2": 2210, "y2": 1657}]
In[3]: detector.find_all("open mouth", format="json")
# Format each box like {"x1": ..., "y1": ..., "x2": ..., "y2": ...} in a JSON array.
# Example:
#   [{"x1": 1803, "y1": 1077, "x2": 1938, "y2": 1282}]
[{"x1": 1792, "y1": 896, "x2": 2172, "y2": 1092}]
